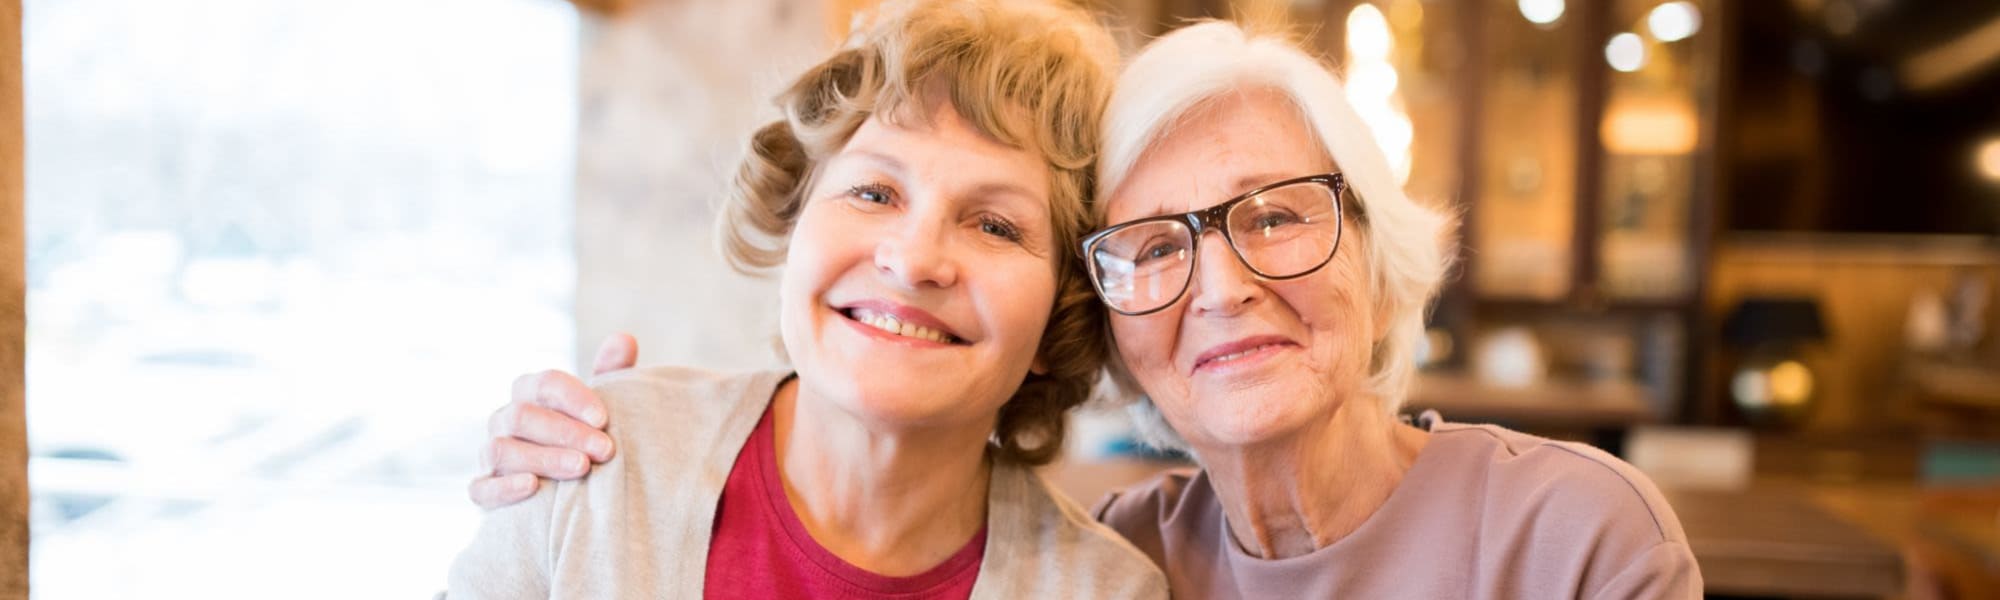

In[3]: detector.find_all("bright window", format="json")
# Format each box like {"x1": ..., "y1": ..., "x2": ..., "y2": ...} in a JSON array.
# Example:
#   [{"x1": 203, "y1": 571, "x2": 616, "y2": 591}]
[{"x1": 25, "y1": 0, "x2": 577, "y2": 596}]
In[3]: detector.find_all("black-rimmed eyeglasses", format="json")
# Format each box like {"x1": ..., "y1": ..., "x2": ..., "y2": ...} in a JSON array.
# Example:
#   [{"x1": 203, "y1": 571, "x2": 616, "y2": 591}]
[{"x1": 1079, "y1": 173, "x2": 1349, "y2": 316}]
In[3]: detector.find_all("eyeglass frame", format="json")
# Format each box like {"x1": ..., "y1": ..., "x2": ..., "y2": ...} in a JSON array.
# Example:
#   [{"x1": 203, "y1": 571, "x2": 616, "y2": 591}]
[{"x1": 1077, "y1": 172, "x2": 1351, "y2": 316}]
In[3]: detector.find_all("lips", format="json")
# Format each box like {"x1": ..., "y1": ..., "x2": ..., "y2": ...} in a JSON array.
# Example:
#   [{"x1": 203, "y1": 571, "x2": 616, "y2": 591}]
[
  {"x1": 1192, "y1": 335, "x2": 1298, "y2": 373},
  {"x1": 834, "y1": 299, "x2": 967, "y2": 345}
]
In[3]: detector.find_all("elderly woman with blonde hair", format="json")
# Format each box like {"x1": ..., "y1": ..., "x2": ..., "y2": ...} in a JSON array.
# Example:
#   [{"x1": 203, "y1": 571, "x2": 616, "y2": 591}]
[{"x1": 473, "y1": 15, "x2": 1702, "y2": 600}]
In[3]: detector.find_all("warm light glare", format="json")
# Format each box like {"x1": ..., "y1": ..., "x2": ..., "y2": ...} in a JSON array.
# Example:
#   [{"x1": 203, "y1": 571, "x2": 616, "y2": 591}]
[
  {"x1": 1768, "y1": 361, "x2": 1814, "y2": 406},
  {"x1": 1647, "y1": 1, "x2": 1701, "y2": 42},
  {"x1": 1350, "y1": 62, "x2": 1400, "y2": 96},
  {"x1": 1388, "y1": 0, "x2": 1424, "y2": 30},
  {"x1": 1606, "y1": 32, "x2": 1647, "y2": 72},
  {"x1": 1518, "y1": 0, "x2": 1565, "y2": 26},
  {"x1": 1602, "y1": 97, "x2": 1699, "y2": 155},
  {"x1": 1978, "y1": 137, "x2": 2000, "y2": 182},
  {"x1": 1345, "y1": 2, "x2": 1412, "y2": 185},
  {"x1": 1346, "y1": 4, "x2": 1392, "y2": 62}
]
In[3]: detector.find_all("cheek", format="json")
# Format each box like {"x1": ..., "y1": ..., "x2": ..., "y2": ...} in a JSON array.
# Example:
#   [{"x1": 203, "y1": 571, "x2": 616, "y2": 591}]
[
  {"x1": 778, "y1": 205, "x2": 862, "y2": 321},
  {"x1": 981, "y1": 264, "x2": 1058, "y2": 352},
  {"x1": 779, "y1": 226, "x2": 820, "y2": 303},
  {"x1": 1109, "y1": 314, "x2": 1178, "y2": 380},
  {"x1": 1279, "y1": 259, "x2": 1377, "y2": 376}
]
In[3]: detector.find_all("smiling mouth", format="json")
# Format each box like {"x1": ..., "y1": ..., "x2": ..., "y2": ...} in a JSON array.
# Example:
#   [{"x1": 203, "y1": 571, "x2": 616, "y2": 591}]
[
  {"x1": 839, "y1": 307, "x2": 965, "y2": 345},
  {"x1": 1193, "y1": 339, "x2": 1296, "y2": 372}
]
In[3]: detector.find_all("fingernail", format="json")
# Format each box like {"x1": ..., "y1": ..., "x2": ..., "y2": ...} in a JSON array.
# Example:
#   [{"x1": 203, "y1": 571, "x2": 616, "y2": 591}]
[
  {"x1": 587, "y1": 435, "x2": 612, "y2": 460},
  {"x1": 581, "y1": 407, "x2": 606, "y2": 427},
  {"x1": 564, "y1": 453, "x2": 588, "y2": 474}
]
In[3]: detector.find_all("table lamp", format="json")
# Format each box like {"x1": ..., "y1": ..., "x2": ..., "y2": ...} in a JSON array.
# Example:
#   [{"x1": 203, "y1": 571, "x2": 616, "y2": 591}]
[{"x1": 1722, "y1": 297, "x2": 1830, "y2": 427}]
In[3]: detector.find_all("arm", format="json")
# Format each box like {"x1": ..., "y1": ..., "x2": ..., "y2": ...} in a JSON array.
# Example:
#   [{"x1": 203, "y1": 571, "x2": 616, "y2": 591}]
[
  {"x1": 467, "y1": 334, "x2": 635, "y2": 509},
  {"x1": 447, "y1": 478, "x2": 560, "y2": 598},
  {"x1": 1590, "y1": 539, "x2": 1702, "y2": 599}
]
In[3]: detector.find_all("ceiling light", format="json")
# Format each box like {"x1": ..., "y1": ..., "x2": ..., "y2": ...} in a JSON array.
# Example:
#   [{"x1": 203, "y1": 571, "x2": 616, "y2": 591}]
[
  {"x1": 1647, "y1": 2, "x2": 1701, "y2": 42},
  {"x1": 1606, "y1": 32, "x2": 1646, "y2": 72}
]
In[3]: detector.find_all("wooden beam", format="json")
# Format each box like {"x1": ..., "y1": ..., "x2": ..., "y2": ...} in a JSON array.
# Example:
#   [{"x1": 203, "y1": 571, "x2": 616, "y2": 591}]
[
  {"x1": 568, "y1": 0, "x2": 637, "y2": 17},
  {"x1": 0, "y1": 0, "x2": 26, "y2": 597}
]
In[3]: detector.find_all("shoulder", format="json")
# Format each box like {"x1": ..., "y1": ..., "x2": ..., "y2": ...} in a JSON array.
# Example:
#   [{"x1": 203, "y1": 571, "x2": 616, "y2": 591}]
[
  {"x1": 592, "y1": 365, "x2": 785, "y2": 411},
  {"x1": 574, "y1": 366, "x2": 784, "y2": 508},
  {"x1": 1431, "y1": 423, "x2": 1686, "y2": 544},
  {"x1": 979, "y1": 462, "x2": 1168, "y2": 598},
  {"x1": 589, "y1": 366, "x2": 787, "y2": 436},
  {"x1": 1427, "y1": 423, "x2": 1699, "y2": 595},
  {"x1": 1090, "y1": 466, "x2": 1205, "y2": 543}
]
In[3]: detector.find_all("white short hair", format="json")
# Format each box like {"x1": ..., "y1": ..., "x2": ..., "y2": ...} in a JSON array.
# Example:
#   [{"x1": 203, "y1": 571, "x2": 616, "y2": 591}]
[{"x1": 1096, "y1": 21, "x2": 1456, "y2": 452}]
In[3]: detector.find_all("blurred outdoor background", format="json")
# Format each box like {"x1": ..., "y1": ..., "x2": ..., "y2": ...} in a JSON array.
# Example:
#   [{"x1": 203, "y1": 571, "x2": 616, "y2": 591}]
[{"x1": 11, "y1": 0, "x2": 2000, "y2": 598}]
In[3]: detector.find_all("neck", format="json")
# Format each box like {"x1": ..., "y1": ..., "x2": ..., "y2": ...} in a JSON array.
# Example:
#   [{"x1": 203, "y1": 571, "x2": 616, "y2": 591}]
[
  {"x1": 770, "y1": 377, "x2": 994, "y2": 576},
  {"x1": 1196, "y1": 395, "x2": 1428, "y2": 559}
]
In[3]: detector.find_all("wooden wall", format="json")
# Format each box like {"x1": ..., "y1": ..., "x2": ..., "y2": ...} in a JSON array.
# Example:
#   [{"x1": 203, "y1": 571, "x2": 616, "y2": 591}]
[
  {"x1": 1706, "y1": 238, "x2": 2000, "y2": 433},
  {"x1": 2, "y1": 0, "x2": 26, "y2": 595}
]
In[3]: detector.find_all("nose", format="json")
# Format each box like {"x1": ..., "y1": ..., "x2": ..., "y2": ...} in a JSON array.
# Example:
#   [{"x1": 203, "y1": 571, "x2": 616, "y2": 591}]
[
  {"x1": 874, "y1": 216, "x2": 960, "y2": 290},
  {"x1": 1186, "y1": 230, "x2": 1263, "y2": 317}
]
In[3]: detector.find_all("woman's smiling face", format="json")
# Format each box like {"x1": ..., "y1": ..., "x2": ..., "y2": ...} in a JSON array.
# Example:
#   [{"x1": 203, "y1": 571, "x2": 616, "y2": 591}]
[
  {"x1": 779, "y1": 98, "x2": 1058, "y2": 430},
  {"x1": 1104, "y1": 89, "x2": 1380, "y2": 449}
]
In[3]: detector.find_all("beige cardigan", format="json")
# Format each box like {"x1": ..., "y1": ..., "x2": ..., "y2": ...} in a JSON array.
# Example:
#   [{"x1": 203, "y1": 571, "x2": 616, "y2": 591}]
[{"x1": 447, "y1": 366, "x2": 1167, "y2": 599}]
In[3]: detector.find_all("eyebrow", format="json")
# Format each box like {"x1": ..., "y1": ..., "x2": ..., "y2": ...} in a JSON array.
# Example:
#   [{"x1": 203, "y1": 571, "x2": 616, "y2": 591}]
[
  {"x1": 1132, "y1": 172, "x2": 1302, "y2": 220},
  {"x1": 968, "y1": 181, "x2": 1040, "y2": 204},
  {"x1": 839, "y1": 149, "x2": 908, "y2": 176}
]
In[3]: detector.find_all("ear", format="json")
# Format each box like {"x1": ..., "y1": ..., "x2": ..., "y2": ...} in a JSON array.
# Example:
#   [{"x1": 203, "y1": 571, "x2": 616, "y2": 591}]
[{"x1": 1030, "y1": 355, "x2": 1050, "y2": 376}]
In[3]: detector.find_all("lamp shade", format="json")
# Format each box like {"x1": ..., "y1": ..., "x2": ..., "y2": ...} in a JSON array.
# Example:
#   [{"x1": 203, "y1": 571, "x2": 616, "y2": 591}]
[{"x1": 1722, "y1": 297, "x2": 1829, "y2": 348}]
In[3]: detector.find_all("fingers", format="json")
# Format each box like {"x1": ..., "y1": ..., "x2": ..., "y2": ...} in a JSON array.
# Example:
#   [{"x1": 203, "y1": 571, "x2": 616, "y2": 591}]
[
  {"x1": 488, "y1": 401, "x2": 615, "y2": 462},
  {"x1": 591, "y1": 332, "x2": 639, "y2": 376},
  {"x1": 510, "y1": 369, "x2": 608, "y2": 429},
  {"x1": 468, "y1": 473, "x2": 539, "y2": 510},
  {"x1": 483, "y1": 436, "x2": 593, "y2": 480}
]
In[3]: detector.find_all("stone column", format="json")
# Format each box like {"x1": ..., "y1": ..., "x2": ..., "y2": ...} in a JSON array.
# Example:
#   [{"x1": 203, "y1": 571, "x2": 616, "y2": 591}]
[
  {"x1": 572, "y1": 0, "x2": 832, "y2": 372},
  {"x1": 1, "y1": 0, "x2": 26, "y2": 596}
]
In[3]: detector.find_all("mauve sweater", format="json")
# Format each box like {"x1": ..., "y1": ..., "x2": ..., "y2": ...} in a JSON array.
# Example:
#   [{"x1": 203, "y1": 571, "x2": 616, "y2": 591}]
[{"x1": 1092, "y1": 419, "x2": 1702, "y2": 599}]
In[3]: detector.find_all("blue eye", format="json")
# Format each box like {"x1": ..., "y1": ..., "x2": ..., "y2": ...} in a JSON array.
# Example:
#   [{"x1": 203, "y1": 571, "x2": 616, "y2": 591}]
[
  {"x1": 849, "y1": 185, "x2": 893, "y2": 205},
  {"x1": 1254, "y1": 212, "x2": 1298, "y2": 229}
]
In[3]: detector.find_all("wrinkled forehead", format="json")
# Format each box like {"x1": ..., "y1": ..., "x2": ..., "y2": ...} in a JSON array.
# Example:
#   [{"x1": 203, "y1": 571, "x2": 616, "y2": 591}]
[{"x1": 1102, "y1": 90, "x2": 1336, "y2": 224}]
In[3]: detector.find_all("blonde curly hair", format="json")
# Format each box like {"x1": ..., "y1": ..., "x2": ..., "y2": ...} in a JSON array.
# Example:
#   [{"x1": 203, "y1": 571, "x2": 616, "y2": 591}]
[{"x1": 717, "y1": 0, "x2": 1118, "y2": 465}]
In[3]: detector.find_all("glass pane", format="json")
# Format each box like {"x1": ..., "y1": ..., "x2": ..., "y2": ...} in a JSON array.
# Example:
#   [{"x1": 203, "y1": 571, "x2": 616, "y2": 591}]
[
  {"x1": 25, "y1": 0, "x2": 577, "y2": 596},
  {"x1": 1598, "y1": 0, "x2": 1710, "y2": 299},
  {"x1": 1093, "y1": 221, "x2": 1193, "y2": 312},
  {"x1": 1474, "y1": 0, "x2": 1578, "y2": 300}
]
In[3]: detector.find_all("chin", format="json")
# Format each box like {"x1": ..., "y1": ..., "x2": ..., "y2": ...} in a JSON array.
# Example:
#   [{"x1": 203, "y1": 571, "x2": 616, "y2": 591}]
[
  {"x1": 803, "y1": 372, "x2": 974, "y2": 426},
  {"x1": 1182, "y1": 380, "x2": 1330, "y2": 448}
]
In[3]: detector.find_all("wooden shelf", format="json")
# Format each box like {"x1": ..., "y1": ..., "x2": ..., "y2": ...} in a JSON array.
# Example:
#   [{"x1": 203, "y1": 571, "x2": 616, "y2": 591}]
[
  {"x1": 1406, "y1": 370, "x2": 1657, "y2": 428},
  {"x1": 1909, "y1": 358, "x2": 2000, "y2": 412}
]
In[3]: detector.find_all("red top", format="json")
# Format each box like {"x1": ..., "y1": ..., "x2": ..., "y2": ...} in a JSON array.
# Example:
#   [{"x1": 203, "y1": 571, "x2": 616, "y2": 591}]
[{"x1": 704, "y1": 406, "x2": 988, "y2": 599}]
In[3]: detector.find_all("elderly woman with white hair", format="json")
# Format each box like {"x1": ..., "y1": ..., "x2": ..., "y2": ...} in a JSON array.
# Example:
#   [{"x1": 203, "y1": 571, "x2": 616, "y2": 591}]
[
  {"x1": 1076, "y1": 21, "x2": 1699, "y2": 598},
  {"x1": 470, "y1": 18, "x2": 1701, "y2": 600}
]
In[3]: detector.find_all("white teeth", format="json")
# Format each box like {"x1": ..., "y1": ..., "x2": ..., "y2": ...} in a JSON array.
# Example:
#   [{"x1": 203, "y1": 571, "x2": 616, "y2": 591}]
[
  {"x1": 1208, "y1": 344, "x2": 1278, "y2": 366},
  {"x1": 850, "y1": 309, "x2": 954, "y2": 344}
]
